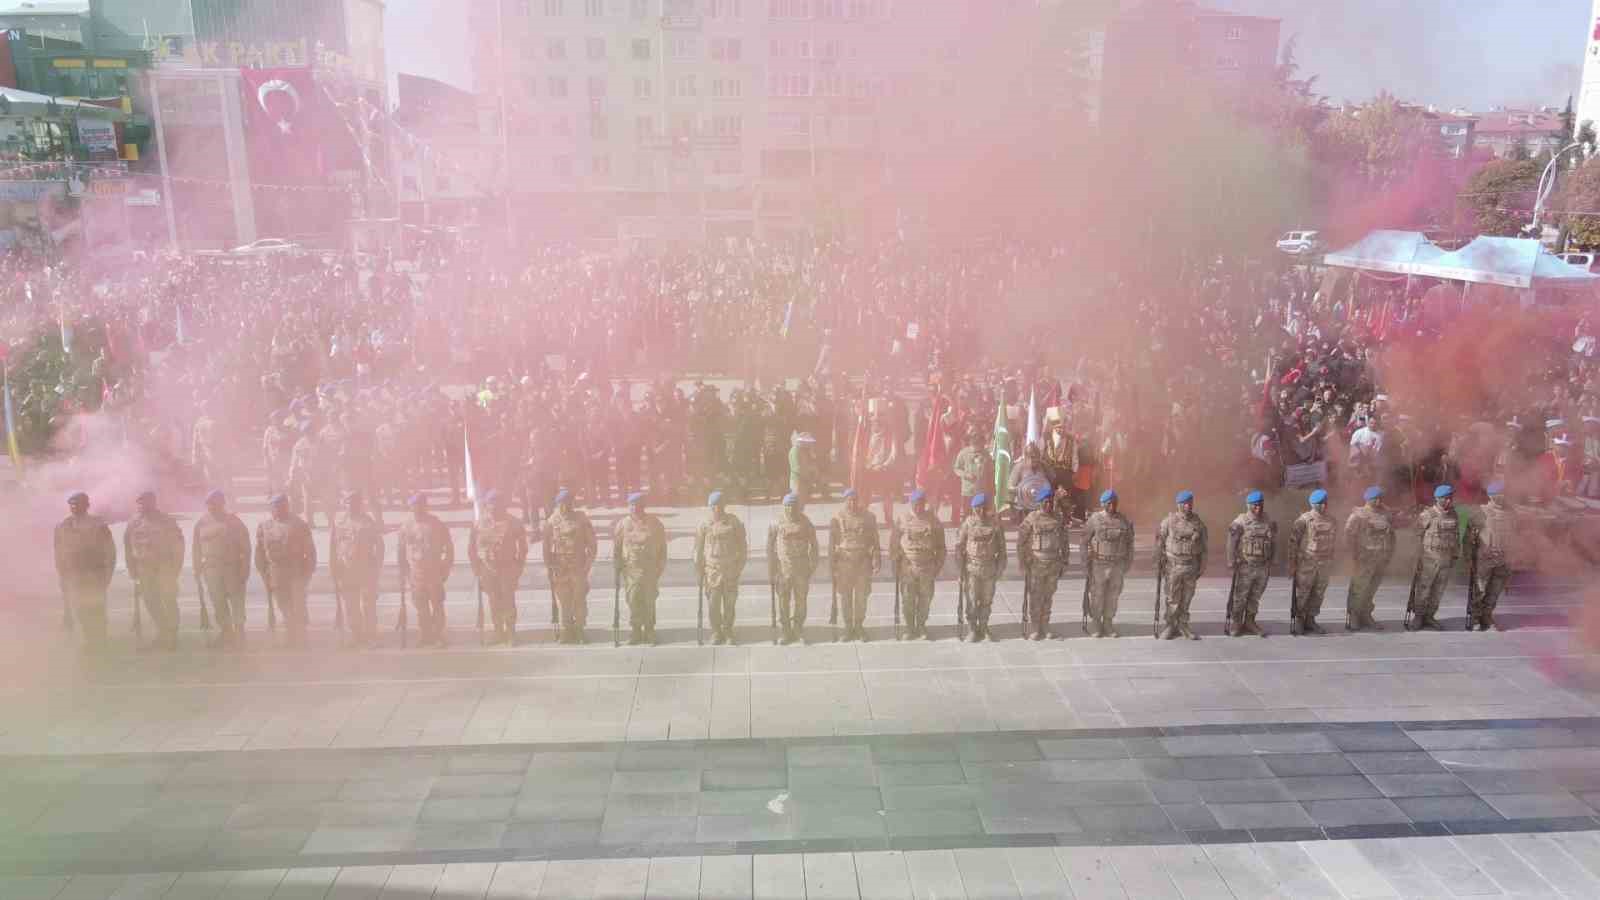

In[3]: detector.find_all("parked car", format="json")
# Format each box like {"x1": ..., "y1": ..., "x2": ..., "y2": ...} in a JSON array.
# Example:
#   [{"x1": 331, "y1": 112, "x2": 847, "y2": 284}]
[
  {"x1": 1276, "y1": 230, "x2": 1323, "y2": 256},
  {"x1": 229, "y1": 238, "x2": 301, "y2": 256},
  {"x1": 1559, "y1": 251, "x2": 1599, "y2": 272}
]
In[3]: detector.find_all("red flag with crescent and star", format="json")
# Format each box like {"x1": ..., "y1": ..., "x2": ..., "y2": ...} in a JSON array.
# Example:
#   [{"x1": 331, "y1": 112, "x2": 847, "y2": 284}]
[{"x1": 240, "y1": 67, "x2": 327, "y2": 183}]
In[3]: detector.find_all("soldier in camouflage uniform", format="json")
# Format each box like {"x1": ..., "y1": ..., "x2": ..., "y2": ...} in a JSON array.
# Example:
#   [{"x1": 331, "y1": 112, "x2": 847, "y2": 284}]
[
  {"x1": 469, "y1": 490, "x2": 528, "y2": 646},
  {"x1": 1082, "y1": 489, "x2": 1134, "y2": 638},
  {"x1": 1018, "y1": 485, "x2": 1069, "y2": 640},
  {"x1": 695, "y1": 491, "x2": 748, "y2": 645},
  {"x1": 1343, "y1": 486, "x2": 1394, "y2": 631},
  {"x1": 255, "y1": 494, "x2": 317, "y2": 647},
  {"x1": 287, "y1": 422, "x2": 334, "y2": 530},
  {"x1": 1288, "y1": 489, "x2": 1338, "y2": 635},
  {"x1": 1466, "y1": 480, "x2": 1515, "y2": 631},
  {"x1": 1156, "y1": 490, "x2": 1207, "y2": 640},
  {"x1": 1408, "y1": 484, "x2": 1458, "y2": 631},
  {"x1": 124, "y1": 490, "x2": 186, "y2": 652},
  {"x1": 542, "y1": 489, "x2": 598, "y2": 644},
  {"x1": 828, "y1": 488, "x2": 881, "y2": 642},
  {"x1": 331, "y1": 491, "x2": 385, "y2": 648},
  {"x1": 614, "y1": 492, "x2": 667, "y2": 645},
  {"x1": 890, "y1": 489, "x2": 947, "y2": 640},
  {"x1": 191, "y1": 490, "x2": 252, "y2": 649},
  {"x1": 956, "y1": 493, "x2": 1007, "y2": 642},
  {"x1": 767, "y1": 493, "x2": 819, "y2": 644},
  {"x1": 399, "y1": 493, "x2": 456, "y2": 647},
  {"x1": 1225, "y1": 490, "x2": 1275, "y2": 637},
  {"x1": 54, "y1": 492, "x2": 117, "y2": 653}
]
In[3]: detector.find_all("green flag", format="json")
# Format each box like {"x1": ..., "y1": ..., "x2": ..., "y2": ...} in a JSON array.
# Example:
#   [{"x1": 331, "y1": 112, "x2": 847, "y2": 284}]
[{"x1": 993, "y1": 396, "x2": 1011, "y2": 510}]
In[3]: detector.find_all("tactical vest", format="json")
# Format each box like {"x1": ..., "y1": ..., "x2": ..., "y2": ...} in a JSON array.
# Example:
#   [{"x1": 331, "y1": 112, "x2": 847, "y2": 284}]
[
  {"x1": 403, "y1": 519, "x2": 450, "y2": 577},
  {"x1": 478, "y1": 520, "x2": 517, "y2": 567},
  {"x1": 126, "y1": 514, "x2": 173, "y2": 570},
  {"x1": 1300, "y1": 513, "x2": 1336, "y2": 562},
  {"x1": 1233, "y1": 515, "x2": 1273, "y2": 566},
  {"x1": 703, "y1": 517, "x2": 742, "y2": 566},
  {"x1": 547, "y1": 512, "x2": 586, "y2": 567},
  {"x1": 1477, "y1": 505, "x2": 1512, "y2": 565},
  {"x1": 962, "y1": 519, "x2": 1003, "y2": 578},
  {"x1": 194, "y1": 515, "x2": 239, "y2": 574},
  {"x1": 773, "y1": 518, "x2": 815, "y2": 570},
  {"x1": 1355, "y1": 508, "x2": 1393, "y2": 556},
  {"x1": 58, "y1": 517, "x2": 108, "y2": 572},
  {"x1": 1088, "y1": 513, "x2": 1130, "y2": 562},
  {"x1": 259, "y1": 519, "x2": 302, "y2": 570},
  {"x1": 1420, "y1": 509, "x2": 1458, "y2": 560},
  {"x1": 899, "y1": 514, "x2": 941, "y2": 575},
  {"x1": 1163, "y1": 514, "x2": 1204, "y2": 566},
  {"x1": 619, "y1": 519, "x2": 658, "y2": 570},
  {"x1": 1026, "y1": 512, "x2": 1066, "y2": 567},
  {"x1": 833, "y1": 512, "x2": 875, "y2": 565},
  {"x1": 334, "y1": 515, "x2": 378, "y2": 569}
]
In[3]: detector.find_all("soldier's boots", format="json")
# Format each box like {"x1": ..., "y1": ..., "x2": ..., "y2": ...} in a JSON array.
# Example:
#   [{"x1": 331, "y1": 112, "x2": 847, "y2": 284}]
[
  {"x1": 968, "y1": 627, "x2": 984, "y2": 643},
  {"x1": 1085, "y1": 619, "x2": 1102, "y2": 639},
  {"x1": 1179, "y1": 623, "x2": 1201, "y2": 641},
  {"x1": 1236, "y1": 620, "x2": 1266, "y2": 637},
  {"x1": 628, "y1": 626, "x2": 645, "y2": 646},
  {"x1": 207, "y1": 632, "x2": 227, "y2": 650},
  {"x1": 1099, "y1": 618, "x2": 1118, "y2": 639},
  {"x1": 1162, "y1": 623, "x2": 1181, "y2": 641},
  {"x1": 1301, "y1": 618, "x2": 1326, "y2": 635},
  {"x1": 1479, "y1": 616, "x2": 1502, "y2": 632},
  {"x1": 645, "y1": 626, "x2": 657, "y2": 645},
  {"x1": 486, "y1": 628, "x2": 507, "y2": 646},
  {"x1": 780, "y1": 627, "x2": 796, "y2": 646},
  {"x1": 712, "y1": 632, "x2": 727, "y2": 646},
  {"x1": 1418, "y1": 615, "x2": 1443, "y2": 631},
  {"x1": 854, "y1": 626, "x2": 869, "y2": 642}
]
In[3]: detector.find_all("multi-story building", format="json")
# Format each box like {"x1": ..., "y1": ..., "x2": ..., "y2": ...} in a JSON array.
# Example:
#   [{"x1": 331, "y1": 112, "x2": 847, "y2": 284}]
[
  {"x1": 394, "y1": 73, "x2": 495, "y2": 226},
  {"x1": 1578, "y1": 0, "x2": 1600, "y2": 138},
  {"x1": 467, "y1": 0, "x2": 1109, "y2": 244},
  {"x1": 1098, "y1": 0, "x2": 1280, "y2": 137},
  {"x1": 1471, "y1": 107, "x2": 1567, "y2": 160}
]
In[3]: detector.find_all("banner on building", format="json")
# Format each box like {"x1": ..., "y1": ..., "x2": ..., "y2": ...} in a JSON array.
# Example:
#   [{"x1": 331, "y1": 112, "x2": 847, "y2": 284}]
[
  {"x1": 240, "y1": 66, "x2": 327, "y2": 183},
  {"x1": 77, "y1": 117, "x2": 118, "y2": 156},
  {"x1": 1285, "y1": 461, "x2": 1329, "y2": 489}
]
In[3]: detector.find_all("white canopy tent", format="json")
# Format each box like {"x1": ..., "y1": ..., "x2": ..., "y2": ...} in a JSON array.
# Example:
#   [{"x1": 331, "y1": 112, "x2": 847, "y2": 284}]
[
  {"x1": 1322, "y1": 229, "x2": 1445, "y2": 275},
  {"x1": 1408, "y1": 236, "x2": 1599, "y2": 308}
]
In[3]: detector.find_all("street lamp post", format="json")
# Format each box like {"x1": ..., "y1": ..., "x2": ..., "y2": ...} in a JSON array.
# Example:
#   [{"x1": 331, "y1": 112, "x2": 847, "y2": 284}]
[{"x1": 1531, "y1": 141, "x2": 1587, "y2": 235}]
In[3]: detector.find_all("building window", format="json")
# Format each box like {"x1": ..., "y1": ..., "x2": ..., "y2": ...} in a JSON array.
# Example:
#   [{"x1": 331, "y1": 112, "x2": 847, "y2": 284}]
[
  {"x1": 712, "y1": 77, "x2": 743, "y2": 98},
  {"x1": 711, "y1": 37, "x2": 742, "y2": 61},
  {"x1": 770, "y1": 72, "x2": 810, "y2": 97},
  {"x1": 545, "y1": 0, "x2": 563, "y2": 14},
  {"x1": 587, "y1": 37, "x2": 606, "y2": 59},
  {"x1": 711, "y1": 114, "x2": 742, "y2": 137},
  {"x1": 770, "y1": 112, "x2": 809, "y2": 136},
  {"x1": 667, "y1": 36, "x2": 696, "y2": 59},
  {"x1": 632, "y1": 38, "x2": 652, "y2": 60},
  {"x1": 593, "y1": 154, "x2": 611, "y2": 176},
  {"x1": 710, "y1": 0, "x2": 741, "y2": 16},
  {"x1": 590, "y1": 115, "x2": 609, "y2": 137},
  {"x1": 637, "y1": 114, "x2": 656, "y2": 137},
  {"x1": 547, "y1": 38, "x2": 567, "y2": 60},
  {"x1": 554, "y1": 155, "x2": 572, "y2": 177},
  {"x1": 634, "y1": 76, "x2": 653, "y2": 99},
  {"x1": 770, "y1": 0, "x2": 807, "y2": 18},
  {"x1": 549, "y1": 76, "x2": 569, "y2": 97},
  {"x1": 586, "y1": 0, "x2": 605, "y2": 16},
  {"x1": 770, "y1": 39, "x2": 786, "y2": 59},
  {"x1": 796, "y1": 39, "x2": 812, "y2": 59},
  {"x1": 588, "y1": 75, "x2": 608, "y2": 97},
  {"x1": 669, "y1": 74, "x2": 697, "y2": 97},
  {"x1": 1225, "y1": 24, "x2": 1244, "y2": 41},
  {"x1": 631, "y1": 0, "x2": 649, "y2": 16}
]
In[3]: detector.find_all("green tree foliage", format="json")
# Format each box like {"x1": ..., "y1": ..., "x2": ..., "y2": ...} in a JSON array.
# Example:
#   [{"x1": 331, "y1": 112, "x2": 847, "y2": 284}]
[
  {"x1": 1554, "y1": 155, "x2": 1600, "y2": 247},
  {"x1": 1462, "y1": 157, "x2": 1542, "y2": 236}
]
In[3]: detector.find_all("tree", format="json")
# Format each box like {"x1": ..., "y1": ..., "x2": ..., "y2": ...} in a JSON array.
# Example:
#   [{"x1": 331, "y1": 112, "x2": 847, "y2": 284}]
[
  {"x1": 1462, "y1": 157, "x2": 1542, "y2": 236},
  {"x1": 1554, "y1": 155, "x2": 1600, "y2": 247}
]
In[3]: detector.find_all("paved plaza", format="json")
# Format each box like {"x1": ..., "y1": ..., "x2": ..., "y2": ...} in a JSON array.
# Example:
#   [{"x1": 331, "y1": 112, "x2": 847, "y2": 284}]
[{"x1": 5, "y1": 495, "x2": 1600, "y2": 897}]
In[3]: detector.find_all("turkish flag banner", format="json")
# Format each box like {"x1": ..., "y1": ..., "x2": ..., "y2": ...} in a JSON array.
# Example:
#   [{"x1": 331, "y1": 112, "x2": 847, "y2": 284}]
[{"x1": 240, "y1": 66, "x2": 327, "y2": 184}]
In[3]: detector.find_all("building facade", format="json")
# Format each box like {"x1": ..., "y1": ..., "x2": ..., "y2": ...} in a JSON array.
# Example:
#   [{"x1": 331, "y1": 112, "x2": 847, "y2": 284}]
[
  {"x1": 468, "y1": 0, "x2": 1110, "y2": 244},
  {"x1": 1578, "y1": 0, "x2": 1600, "y2": 138}
]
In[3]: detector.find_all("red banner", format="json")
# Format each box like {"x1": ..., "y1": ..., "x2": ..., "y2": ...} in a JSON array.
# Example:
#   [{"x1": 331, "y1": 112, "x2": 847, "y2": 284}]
[{"x1": 240, "y1": 67, "x2": 326, "y2": 184}]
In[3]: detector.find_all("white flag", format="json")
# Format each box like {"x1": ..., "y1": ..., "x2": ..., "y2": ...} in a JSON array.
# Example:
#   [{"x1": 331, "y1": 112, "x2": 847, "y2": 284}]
[
  {"x1": 1026, "y1": 387, "x2": 1040, "y2": 450},
  {"x1": 464, "y1": 423, "x2": 480, "y2": 518}
]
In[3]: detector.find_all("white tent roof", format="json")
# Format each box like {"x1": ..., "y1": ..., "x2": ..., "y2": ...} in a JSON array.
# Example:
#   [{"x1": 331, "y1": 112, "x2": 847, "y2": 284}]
[
  {"x1": 1323, "y1": 230, "x2": 1445, "y2": 275},
  {"x1": 1411, "y1": 236, "x2": 1600, "y2": 290}
]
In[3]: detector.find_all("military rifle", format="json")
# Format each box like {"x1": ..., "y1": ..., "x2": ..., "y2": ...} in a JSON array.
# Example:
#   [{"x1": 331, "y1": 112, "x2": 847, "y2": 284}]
[
  {"x1": 828, "y1": 568, "x2": 839, "y2": 643},
  {"x1": 132, "y1": 578, "x2": 143, "y2": 638},
  {"x1": 769, "y1": 575, "x2": 779, "y2": 645},
  {"x1": 1288, "y1": 561, "x2": 1301, "y2": 637},
  {"x1": 398, "y1": 575, "x2": 408, "y2": 649},
  {"x1": 1082, "y1": 557, "x2": 1094, "y2": 635},
  {"x1": 1465, "y1": 541, "x2": 1479, "y2": 632},
  {"x1": 1153, "y1": 556, "x2": 1165, "y2": 639},
  {"x1": 696, "y1": 571, "x2": 705, "y2": 646},
  {"x1": 194, "y1": 573, "x2": 209, "y2": 637},
  {"x1": 1223, "y1": 564, "x2": 1239, "y2": 638},
  {"x1": 892, "y1": 560, "x2": 902, "y2": 639},
  {"x1": 613, "y1": 559, "x2": 622, "y2": 648},
  {"x1": 957, "y1": 571, "x2": 967, "y2": 642}
]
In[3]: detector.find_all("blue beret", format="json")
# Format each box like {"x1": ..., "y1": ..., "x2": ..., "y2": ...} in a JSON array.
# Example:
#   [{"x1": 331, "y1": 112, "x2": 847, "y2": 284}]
[
  {"x1": 627, "y1": 491, "x2": 646, "y2": 505},
  {"x1": 1363, "y1": 486, "x2": 1384, "y2": 502},
  {"x1": 909, "y1": 489, "x2": 927, "y2": 503},
  {"x1": 1034, "y1": 485, "x2": 1054, "y2": 503},
  {"x1": 1176, "y1": 490, "x2": 1195, "y2": 504},
  {"x1": 1486, "y1": 481, "x2": 1504, "y2": 496},
  {"x1": 782, "y1": 493, "x2": 798, "y2": 506},
  {"x1": 205, "y1": 490, "x2": 226, "y2": 505},
  {"x1": 1434, "y1": 484, "x2": 1454, "y2": 499},
  {"x1": 842, "y1": 488, "x2": 857, "y2": 499},
  {"x1": 971, "y1": 493, "x2": 988, "y2": 509},
  {"x1": 708, "y1": 491, "x2": 724, "y2": 506},
  {"x1": 554, "y1": 488, "x2": 571, "y2": 504},
  {"x1": 1246, "y1": 490, "x2": 1264, "y2": 504},
  {"x1": 482, "y1": 489, "x2": 499, "y2": 504},
  {"x1": 407, "y1": 493, "x2": 427, "y2": 508},
  {"x1": 1100, "y1": 489, "x2": 1117, "y2": 504},
  {"x1": 1309, "y1": 489, "x2": 1328, "y2": 505},
  {"x1": 268, "y1": 494, "x2": 288, "y2": 507}
]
